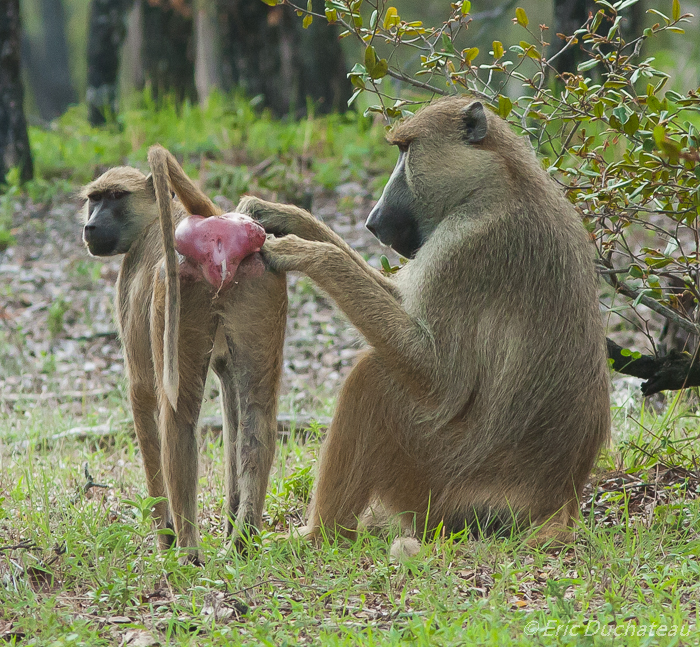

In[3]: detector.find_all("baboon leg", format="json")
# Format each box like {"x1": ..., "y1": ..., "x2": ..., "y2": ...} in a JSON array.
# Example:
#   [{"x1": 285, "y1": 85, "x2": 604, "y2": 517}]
[
  {"x1": 210, "y1": 328, "x2": 241, "y2": 534},
  {"x1": 129, "y1": 380, "x2": 173, "y2": 549},
  {"x1": 152, "y1": 278, "x2": 218, "y2": 563},
  {"x1": 222, "y1": 271, "x2": 287, "y2": 548},
  {"x1": 305, "y1": 352, "x2": 425, "y2": 540}
]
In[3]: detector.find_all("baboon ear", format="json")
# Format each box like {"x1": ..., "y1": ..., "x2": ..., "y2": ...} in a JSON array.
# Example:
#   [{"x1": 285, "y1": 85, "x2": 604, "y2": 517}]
[{"x1": 461, "y1": 102, "x2": 488, "y2": 143}]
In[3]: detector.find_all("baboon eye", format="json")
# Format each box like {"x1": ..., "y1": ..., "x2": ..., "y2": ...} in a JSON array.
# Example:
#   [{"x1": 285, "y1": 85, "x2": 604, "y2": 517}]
[{"x1": 108, "y1": 190, "x2": 128, "y2": 201}]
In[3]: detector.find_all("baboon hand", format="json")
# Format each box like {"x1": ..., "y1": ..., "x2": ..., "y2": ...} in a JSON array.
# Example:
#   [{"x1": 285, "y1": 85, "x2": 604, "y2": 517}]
[
  {"x1": 262, "y1": 234, "x2": 317, "y2": 272},
  {"x1": 237, "y1": 196, "x2": 293, "y2": 236}
]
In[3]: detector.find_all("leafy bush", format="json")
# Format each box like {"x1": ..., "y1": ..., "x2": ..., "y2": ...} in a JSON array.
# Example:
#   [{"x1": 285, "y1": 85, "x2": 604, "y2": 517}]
[{"x1": 279, "y1": 0, "x2": 700, "y2": 352}]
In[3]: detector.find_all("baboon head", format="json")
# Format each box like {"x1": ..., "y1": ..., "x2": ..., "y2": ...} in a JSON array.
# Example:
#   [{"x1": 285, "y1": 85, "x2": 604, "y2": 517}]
[
  {"x1": 366, "y1": 98, "x2": 517, "y2": 258},
  {"x1": 81, "y1": 167, "x2": 157, "y2": 256}
]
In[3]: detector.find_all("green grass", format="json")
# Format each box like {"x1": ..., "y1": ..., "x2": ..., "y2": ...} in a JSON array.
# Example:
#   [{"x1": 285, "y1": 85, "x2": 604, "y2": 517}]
[
  {"x1": 2, "y1": 395, "x2": 700, "y2": 646},
  {"x1": 24, "y1": 91, "x2": 395, "y2": 205}
]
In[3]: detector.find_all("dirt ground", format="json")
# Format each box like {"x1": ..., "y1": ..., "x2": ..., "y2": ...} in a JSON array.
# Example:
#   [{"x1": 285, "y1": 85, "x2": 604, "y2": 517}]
[{"x1": 0, "y1": 182, "x2": 405, "y2": 426}]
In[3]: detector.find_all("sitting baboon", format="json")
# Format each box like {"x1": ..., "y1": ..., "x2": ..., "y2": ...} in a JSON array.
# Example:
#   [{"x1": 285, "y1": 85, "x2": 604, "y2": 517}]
[
  {"x1": 238, "y1": 96, "x2": 610, "y2": 544},
  {"x1": 81, "y1": 146, "x2": 287, "y2": 562}
]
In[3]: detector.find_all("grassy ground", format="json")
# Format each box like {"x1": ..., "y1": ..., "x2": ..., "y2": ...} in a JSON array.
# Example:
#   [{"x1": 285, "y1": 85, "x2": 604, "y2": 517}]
[{"x1": 1, "y1": 396, "x2": 700, "y2": 646}]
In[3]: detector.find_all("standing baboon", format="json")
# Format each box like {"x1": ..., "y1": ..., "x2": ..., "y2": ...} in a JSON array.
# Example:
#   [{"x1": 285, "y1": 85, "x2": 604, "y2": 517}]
[
  {"x1": 239, "y1": 96, "x2": 610, "y2": 544},
  {"x1": 81, "y1": 147, "x2": 287, "y2": 562}
]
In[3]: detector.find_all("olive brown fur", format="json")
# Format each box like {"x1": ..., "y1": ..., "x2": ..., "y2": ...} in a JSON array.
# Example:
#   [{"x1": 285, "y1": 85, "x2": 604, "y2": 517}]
[
  {"x1": 81, "y1": 147, "x2": 287, "y2": 562},
  {"x1": 239, "y1": 96, "x2": 610, "y2": 544}
]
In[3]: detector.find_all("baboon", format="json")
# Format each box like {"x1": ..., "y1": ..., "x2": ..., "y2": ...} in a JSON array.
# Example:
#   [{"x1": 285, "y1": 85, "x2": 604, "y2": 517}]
[
  {"x1": 238, "y1": 96, "x2": 610, "y2": 544},
  {"x1": 81, "y1": 146, "x2": 287, "y2": 562}
]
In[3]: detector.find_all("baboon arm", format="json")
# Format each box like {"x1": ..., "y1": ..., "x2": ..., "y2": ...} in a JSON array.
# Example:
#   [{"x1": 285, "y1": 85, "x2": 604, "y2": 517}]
[
  {"x1": 237, "y1": 196, "x2": 399, "y2": 298},
  {"x1": 263, "y1": 234, "x2": 439, "y2": 399}
]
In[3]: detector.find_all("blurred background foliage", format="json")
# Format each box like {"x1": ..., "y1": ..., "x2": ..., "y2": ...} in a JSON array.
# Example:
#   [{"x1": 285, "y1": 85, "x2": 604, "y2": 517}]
[{"x1": 4, "y1": 0, "x2": 700, "y2": 385}]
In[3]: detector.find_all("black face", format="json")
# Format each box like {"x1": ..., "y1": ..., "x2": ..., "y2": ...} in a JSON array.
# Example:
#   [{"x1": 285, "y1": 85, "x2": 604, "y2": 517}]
[
  {"x1": 82, "y1": 190, "x2": 131, "y2": 256},
  {"x1": 365, "y1": 150, "x2": 424, "y2": 258}
]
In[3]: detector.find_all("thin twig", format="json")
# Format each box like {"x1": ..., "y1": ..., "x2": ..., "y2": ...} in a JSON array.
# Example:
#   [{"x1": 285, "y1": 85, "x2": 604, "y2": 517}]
[{"x1": 0, "y1": 540, "x2": 36, "y2": 553}]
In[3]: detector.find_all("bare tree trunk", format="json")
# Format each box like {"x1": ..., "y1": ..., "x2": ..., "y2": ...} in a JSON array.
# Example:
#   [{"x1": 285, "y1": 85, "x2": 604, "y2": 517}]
[
  {"x1": 219, "y1": 0, "x2": 351, "y2": 117},
  {"x1": 22, "y1": 0, "x2": 76, "y2": 121},
  {"x1": 194, "y1": 0, "x2": 222, "y2": 103},
  {"x1": 142, "y1": 1, "x2": 196, "y2": 102},
  {"x1": 551, "y1": 0, "x2": 590, "y2": 75},
  {"x1": 0, "y1": 0, "x2": 33, "y2": 183},
  {"x1": 86, "y1": 0, "x2": 131, "y2": 125},
  {"x1": 121, "y1": 0, "x2": 144, "y2": 94}
]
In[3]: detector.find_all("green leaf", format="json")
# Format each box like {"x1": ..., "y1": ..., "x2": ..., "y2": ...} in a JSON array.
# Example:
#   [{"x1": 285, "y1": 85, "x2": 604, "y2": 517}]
[
  {"x1": 498, "y1": 95, "x2": 512, "y2": 118},
  {"x1": 364, "y1": 45, "x2": 377, "y2": 73},
  {"x1": 612, "y1": 105, "x2": 630, "y2": 125},
  {"x1": 515, "y1": 7, "x2": 529, "y2": 27},
  {"x1": 370, "y1": 58, "x2": 388, "y2": 80},
  {"x1": 368, "y1": 9, "x2": 377, "y2": 29},
  {"x1": 590, "y1": 10, "x2": 604, "y2": 33},
  {"x1": 302, "y1": 13, "x2": 313, "y2": 28},
  {"x1": 646, "y1": 94, "x2": 662, "y2": 113},
  {"x1": 380, "y1": 255, "x2": 393, "y2": 274},
  {"x1": 461, "y1": 1, "x2": 471, "y2": 15},
  {"x1": 463, "y1": 47, "x2": 479, "y2": 64},
  {"x1": 577, "y1": 58, "x2": 599, "y2": 71},
  {"x1": 325, "y1": 8, "x2": 337, "y2": 22},
  {"x1": 260, "y1": 0, "x2": 278, "y2": 5},
  {"x1": 673, "y1": 0, "x2": 681, "y2": 21},
  {"x1": 384, "y1": 6, "x2": 400, "y2": 29},
  {"x1": 442, "y1": 33, "x2": 456, "y2": 55},
  {"x1": 653, "y1": 124, "x2": 666, "y2": 145},
  {"x1": 492, "y1": 40, "x2": 504, "y2": 59},
  {"x1": 347, "y1": 87, "x2": 363, "y2": 107},
  {"x1": 623, "y1": 112, "x2": 640, "y2": 136},
  {"x1": 647, "y1": 8, "x2": 670, "y2": 22}
]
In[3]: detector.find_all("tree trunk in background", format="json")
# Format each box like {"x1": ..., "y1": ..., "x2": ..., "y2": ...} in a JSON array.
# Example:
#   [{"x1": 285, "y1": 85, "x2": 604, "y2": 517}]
[
  {"x1": 121, "y1": 0, "x2": 145, "y2": 94},
  {"x1": 86, "y1": 0, "x2": 131, "y2": 126},
  {"x1": 296, "y1": 6, "x2": 352, "y2": 114},
  {"x1": 194, "y1": 0, "x2": 222, "y2": 103},
  {"x1": 22, "y1": 0, "x2": 76, "y2": 121},
  {"x1": 219, "y1": 0, "x2": 351, "y2": 116},
  {"x1": 551, "y1": 0, "x2": 590, "y2": 75},
  {"x1": 142, "y1": 1, "x2": 196, "y2": 103},
  {"x1": 0, "y1": 0, "x2": 33, "y2": 183}
]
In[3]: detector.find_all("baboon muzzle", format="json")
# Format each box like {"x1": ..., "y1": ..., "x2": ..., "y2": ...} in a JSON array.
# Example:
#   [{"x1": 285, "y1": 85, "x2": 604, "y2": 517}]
[{"x1": 366, "y1": 150, "x2": 423, "y2": 258}]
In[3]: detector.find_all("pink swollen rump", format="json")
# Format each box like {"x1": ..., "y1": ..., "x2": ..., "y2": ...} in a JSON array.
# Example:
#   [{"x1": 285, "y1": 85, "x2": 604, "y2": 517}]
[{"x1": 174, "y1": 212, "x2": 266, "y2": 289}]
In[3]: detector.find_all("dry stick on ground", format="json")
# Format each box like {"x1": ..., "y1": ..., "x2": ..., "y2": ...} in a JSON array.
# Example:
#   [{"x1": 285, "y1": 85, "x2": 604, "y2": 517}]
[{"x1": 10, "y1": 414, "x2": 331, "y2": 449}]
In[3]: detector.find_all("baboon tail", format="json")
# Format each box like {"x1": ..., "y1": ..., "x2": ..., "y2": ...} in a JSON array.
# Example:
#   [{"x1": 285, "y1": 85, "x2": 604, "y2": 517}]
[{"x1": 148, "y1": 145, "x2": 180, "y2": 411}]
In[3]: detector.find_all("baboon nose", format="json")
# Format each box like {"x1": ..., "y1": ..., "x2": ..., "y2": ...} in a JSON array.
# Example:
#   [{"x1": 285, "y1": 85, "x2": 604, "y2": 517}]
[{"x1": 366, "y1": 221, "x2": 377, "y2": 236}]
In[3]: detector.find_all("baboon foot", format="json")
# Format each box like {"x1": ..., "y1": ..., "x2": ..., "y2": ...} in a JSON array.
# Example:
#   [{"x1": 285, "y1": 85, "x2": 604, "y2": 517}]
[
  {"x1": 525, "y1": 522, "x2": 574, "y2": 549},
  {"x1": 289, "y1": 524, "x2": 320, "y2": 544},
  {"x1": 177, "y1": 548, "x2": 203, "y2": 567}
]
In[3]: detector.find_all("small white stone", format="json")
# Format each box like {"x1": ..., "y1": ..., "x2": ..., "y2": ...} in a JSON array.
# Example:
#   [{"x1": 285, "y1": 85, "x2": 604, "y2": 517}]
[{"x1": 389, "y1": 537, "x2": 421, "y2": 561}]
